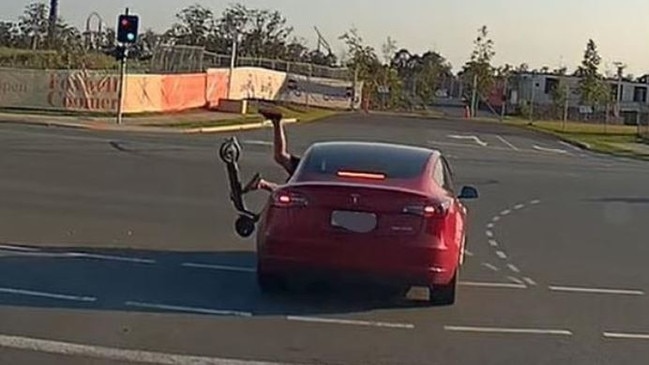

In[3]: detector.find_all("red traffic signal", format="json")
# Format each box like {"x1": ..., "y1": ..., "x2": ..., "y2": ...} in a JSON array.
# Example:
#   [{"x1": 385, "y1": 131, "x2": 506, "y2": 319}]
[{"x1": 117, "y1": 14, "x2": 139, "y2": 44}]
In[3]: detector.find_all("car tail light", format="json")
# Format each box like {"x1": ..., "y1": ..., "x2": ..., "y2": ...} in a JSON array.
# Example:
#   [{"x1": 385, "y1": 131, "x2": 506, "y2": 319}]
[
  {"x1": 271, "y1": 191, "x2": 308, "y2": 208},
  {"x1": 402, "y1": 200, "x2": 451, "y2": 218}
]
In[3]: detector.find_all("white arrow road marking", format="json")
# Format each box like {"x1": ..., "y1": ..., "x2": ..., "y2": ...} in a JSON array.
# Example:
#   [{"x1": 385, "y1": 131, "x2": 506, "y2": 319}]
[
  {"x1": 496, "y1": 135, "x2": 519, "y2": 150},
  {"x1": 559, "y1": 141, "x2": 583, "y2": 152},
  {"x1": 533, "y1": 145, "x2": 569, "y2": 154},
  {"x1": 448, "y1": 135, "x2": 488, "y2": 147}
]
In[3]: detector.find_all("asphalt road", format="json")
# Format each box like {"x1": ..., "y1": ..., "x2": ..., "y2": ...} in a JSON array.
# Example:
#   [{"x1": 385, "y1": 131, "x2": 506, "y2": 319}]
[{"x1": 1, "y1": 113, "x2": 649, "y2": 365}]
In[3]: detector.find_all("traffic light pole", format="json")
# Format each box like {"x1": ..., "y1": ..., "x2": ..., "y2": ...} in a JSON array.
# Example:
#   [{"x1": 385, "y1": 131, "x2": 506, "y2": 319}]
[
  {"x1": 116, "y1": 46, "x2": 127, "y2": 125},
  {"x1": 115, "y1": 7, "x2": 130, "y2": 125}
]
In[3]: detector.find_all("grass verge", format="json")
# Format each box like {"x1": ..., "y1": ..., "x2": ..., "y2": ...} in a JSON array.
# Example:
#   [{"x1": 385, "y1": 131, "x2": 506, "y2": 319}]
[{"x1": 505, "y1": 119, "x2": 649, "y2": 159}]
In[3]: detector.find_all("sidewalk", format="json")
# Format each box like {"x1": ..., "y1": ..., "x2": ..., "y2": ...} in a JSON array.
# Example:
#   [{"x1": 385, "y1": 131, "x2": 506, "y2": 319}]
[{"x1": 0, "y1": 110, "x2": 295, "y2": 134}]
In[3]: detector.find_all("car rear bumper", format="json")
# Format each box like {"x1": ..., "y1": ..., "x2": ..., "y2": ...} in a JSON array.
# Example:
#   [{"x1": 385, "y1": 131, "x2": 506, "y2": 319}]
[{"x1": 257, "y1": 253, "x2": 455, "y2": 287}]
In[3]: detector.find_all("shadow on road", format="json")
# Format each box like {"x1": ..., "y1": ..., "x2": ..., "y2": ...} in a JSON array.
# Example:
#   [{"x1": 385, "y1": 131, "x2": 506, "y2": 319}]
[{"x1": 0, "y1": 243, "x2": 422, "y2": 318}]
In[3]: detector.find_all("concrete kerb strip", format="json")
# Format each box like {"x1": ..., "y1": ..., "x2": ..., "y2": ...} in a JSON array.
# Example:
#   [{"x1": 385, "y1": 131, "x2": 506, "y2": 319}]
[{"x1": 184, "y1": 118, "x2": 299, "y2": 134}]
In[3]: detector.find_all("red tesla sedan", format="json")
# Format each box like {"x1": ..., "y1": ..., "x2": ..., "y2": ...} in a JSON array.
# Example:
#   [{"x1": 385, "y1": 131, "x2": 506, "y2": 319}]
[{"x1": 255, "y1": 141, "x2": 478, "y2": 305}]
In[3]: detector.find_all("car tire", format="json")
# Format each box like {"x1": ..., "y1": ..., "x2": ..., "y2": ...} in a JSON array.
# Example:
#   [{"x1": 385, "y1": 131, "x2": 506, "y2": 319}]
[
  {"x1": 429, "y1": 270, "x2": 457, "y2": 306},
  {"x1": 257, "y1": 270, "x2": 286, "y2": 294}
]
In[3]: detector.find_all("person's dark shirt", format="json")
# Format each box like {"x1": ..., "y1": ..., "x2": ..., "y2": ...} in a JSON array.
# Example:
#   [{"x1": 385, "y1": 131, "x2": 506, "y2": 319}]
[{"x1": 286, "y1": 154, "x2": 301, "y2": 178}]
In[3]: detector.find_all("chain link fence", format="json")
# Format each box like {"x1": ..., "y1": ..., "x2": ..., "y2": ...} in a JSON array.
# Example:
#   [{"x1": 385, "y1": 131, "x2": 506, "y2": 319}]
[{"x1": 149, "y1": 45, "x2": 350, "y2": 80}]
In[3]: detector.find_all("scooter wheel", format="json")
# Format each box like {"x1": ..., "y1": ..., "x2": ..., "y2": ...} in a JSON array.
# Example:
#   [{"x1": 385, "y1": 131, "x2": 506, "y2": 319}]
[
  {"x1": 235, "y1": 215, "x2": 256, "y2": 238},
  {"x1": 219, "y1": 139, "x2": 241, "y2": 164}
]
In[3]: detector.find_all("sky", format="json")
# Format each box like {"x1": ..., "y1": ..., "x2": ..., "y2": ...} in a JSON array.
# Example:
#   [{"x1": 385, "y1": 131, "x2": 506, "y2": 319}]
[{"x1": 3, "y1": 0, "x2": 649, "y2": 76}]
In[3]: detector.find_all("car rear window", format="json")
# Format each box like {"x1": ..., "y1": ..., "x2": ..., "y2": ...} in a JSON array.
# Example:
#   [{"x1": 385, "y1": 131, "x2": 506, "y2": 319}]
[{"x1": 299, "y1": 143, "x2": 432, "y2": 179}]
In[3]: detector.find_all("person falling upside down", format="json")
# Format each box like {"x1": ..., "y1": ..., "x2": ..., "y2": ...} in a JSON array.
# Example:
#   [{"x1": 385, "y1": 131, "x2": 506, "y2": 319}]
[{"x1": 241, "y1": 107, "x2": 301, "y2": 193}]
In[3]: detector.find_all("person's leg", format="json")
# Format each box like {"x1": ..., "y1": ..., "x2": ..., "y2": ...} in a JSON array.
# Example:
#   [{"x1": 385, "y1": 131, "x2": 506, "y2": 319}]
[{"x1": 259, "y1": 107, "x2": 293, "y2": 174}]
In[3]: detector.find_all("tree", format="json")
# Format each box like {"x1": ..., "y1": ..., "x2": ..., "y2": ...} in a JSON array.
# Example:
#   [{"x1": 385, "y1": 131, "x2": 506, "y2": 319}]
[
  {"x1": 550, "y1": 77, "x2": 568, "y2": 118},
  {"x1": 576, "y1": 39, "x2": 609, "y2": 109},
  {"x1": 461, "y1": 25, "x2": 496, "y2": 103},
  {"x1": 18, "y1": 1, "x2": 50, "y2": 49},
  {"x1": 165, "y1": 4, "x2": 216, "y2": 47}
]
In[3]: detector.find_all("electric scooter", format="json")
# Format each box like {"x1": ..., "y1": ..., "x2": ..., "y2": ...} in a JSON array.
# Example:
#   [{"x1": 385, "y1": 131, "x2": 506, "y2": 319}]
[{"x1": 218, "y1": 136, "x2": 261, "y2": 238}]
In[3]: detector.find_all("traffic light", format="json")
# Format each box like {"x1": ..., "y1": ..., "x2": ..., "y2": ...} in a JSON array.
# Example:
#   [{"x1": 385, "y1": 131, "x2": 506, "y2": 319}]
[{"x1": 117, "y1": 14, "x2": 139, "y2": 44}]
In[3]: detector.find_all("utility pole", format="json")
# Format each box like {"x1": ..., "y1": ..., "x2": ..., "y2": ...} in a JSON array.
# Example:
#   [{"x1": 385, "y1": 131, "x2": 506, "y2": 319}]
[
  {"x1": 115, "y1": 8, "x2": 138, "y2": 125},
  {"x1": 227, "y1": 33, "x2": 238, "y2": 100},
  {"x1": 471, "y1": 73, "x2": 478, "y2": 118},
  {"x1": 563, "y1": 81, "x2": 569, "y2": 131},
  {"x1": 614, "y1": 62, "x2": 625, "y2": 123},
  {"x1": 529, "y1": 72, "x2": 536, "y2": 123},
  {"x1": 48, "y1": 0, "x2": 58, "y2": 48},
  {"x1": 500, "y1": 76, "x2": 508, "y2": 122}
]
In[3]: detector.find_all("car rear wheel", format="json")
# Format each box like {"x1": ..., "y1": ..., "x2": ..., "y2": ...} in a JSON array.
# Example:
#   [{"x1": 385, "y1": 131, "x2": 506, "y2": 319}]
[{"x1": 429, "y1": 270, "x2": 457, "y2": 306}]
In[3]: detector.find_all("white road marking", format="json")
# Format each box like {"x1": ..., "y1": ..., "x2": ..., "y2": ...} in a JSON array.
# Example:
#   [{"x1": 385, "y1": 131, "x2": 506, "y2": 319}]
[
  {"x1": 496, "y1": 251, "x2": 508, "y2": 259},
  {"x1": 242, "y1": 140, "x2": 273, "y2": 146},
  {"x1": 0, "y1": 333, "x2": 292, "y2": 365},
  {"x1": 513, "y1": 204, "x2": 525, "y2": 210},
  {"x1": 500, "y1": 209, "x2": 511, "y2": 216},
  {"x1": 482, "y1": 263, "x2": 500, "y2": 272},
  {"x1": 533, "y1": 145, "x2": 569, "y2": 154},
  {"x1": 0, "y1": 244, "x2": 39, "y2": 252},
  {"x1": 485, "y1": 230, "x2": 494, "y2": 238},
  {"x1": 508, "y1": 276, "x2": 525, "y2": 285},
  {"x1": 603, "y1": 332, "x2": 649, "y2": 340},
  {"x1": 496, "y1": 135, "x2": 519, "y2": 150},
  {"x1": 530, "y1": 199, "x2": 541, "y2": 205},
  {"x1": 523, "y1": 277, "x2": 538, "y2": 286},
  {"x1": 286, "y1": 316, "x2": 414, "y2": 329},
  {"x1": 459, "y1": 281, "x2": 527, "y2": 289},
  {"x1": 444, "y1": 326, "x2": 572, "y2": 336},
  {"x1": 125, "y1": 302, "x2": 252, "y2": 317},
  {"x1": 447, "y1": 135, "x2": 488, "y2": 147},
  {"x1": 549, "y1": 285, "x2": 644, "y2": 296},
  {"x1": 0, "y1": 287, "x2": 96, "y2": 302},
  {"x1": 559, "y1": 141, "x2": 583, "y2": 152},
  {"x1": 464, "y1": 249, "x2": 474, "y2": 257},
  {"x1": 68, "y1": 252, "x2": 155, "y2": 264},
  {"x1": 488, "y1": 239, "x2": 499, "y2": 247},
  {"x1": 507, "y1": 264, "x2": 521, "y2": 273},
  {"x1": 486, "y1": 223, "x2": 495, "y2": 229},
  {"x1": 492, "y1": 216, "x2": 501, "y2": 222},
  {"x1": 182, "y1": 263, "x2": 256, "y2": 273}
]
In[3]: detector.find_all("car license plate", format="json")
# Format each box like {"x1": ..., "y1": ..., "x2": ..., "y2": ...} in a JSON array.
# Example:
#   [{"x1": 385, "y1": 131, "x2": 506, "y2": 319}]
[{"x1": 330, "y1": 210, "x2": 377, "y2": 233}]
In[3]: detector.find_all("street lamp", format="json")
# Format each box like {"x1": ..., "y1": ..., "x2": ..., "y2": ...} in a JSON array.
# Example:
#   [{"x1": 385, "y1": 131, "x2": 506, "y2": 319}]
[
  {"x1": 226, "y1": 32, "x2": 241, "y2": 100},
  {"x1": 613, "y1": 61, "x2": 626, "y2": 121}
]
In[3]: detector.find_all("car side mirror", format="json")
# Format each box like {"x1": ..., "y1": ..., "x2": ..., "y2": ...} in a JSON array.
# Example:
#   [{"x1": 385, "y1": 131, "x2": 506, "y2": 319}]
[{"x1": 458, "y1": 186, "x2": 478, "y2": 200}]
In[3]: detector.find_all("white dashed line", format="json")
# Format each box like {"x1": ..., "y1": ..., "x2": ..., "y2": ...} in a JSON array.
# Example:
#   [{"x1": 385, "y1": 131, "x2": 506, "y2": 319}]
[
  {"x1": 241, "y1": 140, "x2": 273, "y2": 146},
  {"x1": 68, "y1": 253, "x2": 155, "y2": 264},
  {"x1": 444, "y1": 326, "x2": 573, "y2": 336},
  {"x1": 486, "y1": 231, "x2": 494, "y2": 238},
  {"x1": 459, "y1": 281, "x2": 527, "y2": 289},
  {"x1": 486, "y1": 223, "x2": 495, "y2": 229},
  {"x1": 0, "y1": 244, "x2": 39, "y2": 252},
  {"x1": 508, "y1": 276, "x2": 525, "y2": 285},
  {"x1": 507, "y1": 264, "x2": 521, "y2": 273},
  {"x1": 488, "y1": 239, "x2": 499, "y2": 247},
  {"x1": 286, "y1": 316, "x2": 414, "y2": 329},
  {"x1": 0, "y1": 334, "x2": 291, "y2": 365},
  {"x1": 182, "y1": 263, "x2": 256, "y2": 273},
  {"x1": 603, "y1": 332, "x2": 649, "y2": 340},
  {"x1": 125, "y1": 302, "x2": 253, "y2": 317},
  {"x1": 482, "y1": 263, "x2": 500, "y2": 272},
  {"x1": 491, "y1": 216, "x2": 501, "y2": 222},
  {"x1": 549, "y1": 286, "x2": 644, "y2": 296},
  {"x1": 500, "y1": 209, "x2": 511, "y2": 216},
  {"x1": 533, "y1": 145, "x2": 569, "y2": 154},
  {"x1": 523, "y1": 277, "x2": 537, "y2": 286},
  {"x1": 464, "y1": 249, "x2": 474, "y2": 257},
  {"x1": 530, "y1": 199, "x2": 541, "y2": 205},
  {"x1": 0, "y1": 287, "x2": 96, "y2": 302},
  {"x1": 513, "y1": 204, "x2": 525, "y2": 210},
  {"x1": 496, "y1": 135, "x2": 519, "y2": 151},
  {"x1": 496, "y1": 251, "x2": 508, "y2": 259}
]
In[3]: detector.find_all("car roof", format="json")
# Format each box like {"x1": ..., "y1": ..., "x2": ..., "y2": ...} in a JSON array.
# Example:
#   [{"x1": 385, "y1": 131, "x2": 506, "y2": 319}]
[{"x1": 307, "y1": 141, "x2": 441, "y2": 159}]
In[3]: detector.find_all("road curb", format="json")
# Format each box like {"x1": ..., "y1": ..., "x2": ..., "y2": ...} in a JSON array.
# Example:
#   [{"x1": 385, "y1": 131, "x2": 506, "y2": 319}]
[{"x1": 183, "y1": 118, "x2": 299, "y2": 134}]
